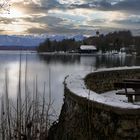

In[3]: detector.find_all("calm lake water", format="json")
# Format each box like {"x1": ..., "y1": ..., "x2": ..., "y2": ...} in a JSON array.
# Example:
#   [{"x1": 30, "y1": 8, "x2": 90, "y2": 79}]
[{"x1": 0, "y1": 51, "x2": 140, "y2": 117}]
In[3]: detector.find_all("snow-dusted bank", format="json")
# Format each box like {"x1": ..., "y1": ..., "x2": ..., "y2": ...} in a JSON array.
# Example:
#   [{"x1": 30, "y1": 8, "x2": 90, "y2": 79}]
[
  {"x1": 48, "y1": 67, "x2": 140, "y2": 140},
  {"x1": 65, "y1": 67, "x2": 140, "y2": 109}
]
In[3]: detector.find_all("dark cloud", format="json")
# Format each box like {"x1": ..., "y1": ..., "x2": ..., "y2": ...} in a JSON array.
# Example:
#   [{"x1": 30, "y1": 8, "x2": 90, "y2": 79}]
[
  {"x1": 87, "y1": 19, "x2": 107, "y2": 25},
  {"x1": 69, "y1": 0, "x2": 140, "y2": 13},
  {"x1": 40, "y1": 0, "x2": 64, "y2": 9},
  {"x1": 114, "y1": 18, "x2": 140, "y2": 25},
  {"x1": 25, "y1": 22, "x2": 98, "y2": 35},
  {"x1": 31, "y1": 0, "x2": 140, "y2": 13},
  {"x1": 67, "y1": 0, "x2": 112, "y2": 10},
  {"x1": 0, "y1": 17, "x2": 15, "y2": 24},
  {"x1": 113, "y1": 17, "x2": 140, "y2": 31},
  {"x1": 23, "y1": 15, "x2": 65, "y2": 25},
  {"x1": 26, "y1": 27, "x2": 48, "y2": 34},
  {"x1": 23, "y1": 15, "x2": 72, "y2": 34},
  {"x1": 114, "y1": 0, "x2": 140, "y2": 12},
  {"x1": 0, "y1": 29, "x2": 6, "y2": 33}
]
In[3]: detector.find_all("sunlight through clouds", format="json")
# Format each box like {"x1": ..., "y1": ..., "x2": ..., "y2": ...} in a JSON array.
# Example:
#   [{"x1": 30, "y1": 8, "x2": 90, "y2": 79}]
[
  {"x1": 2, "y1": 8, "x2": 24, "y2": 18},
  {"x1": 0, "y1": 0, "x2": 140, "y2": 35},
  {"x1": 0, "y1": 23, "x2": 28, "y2": 35}
]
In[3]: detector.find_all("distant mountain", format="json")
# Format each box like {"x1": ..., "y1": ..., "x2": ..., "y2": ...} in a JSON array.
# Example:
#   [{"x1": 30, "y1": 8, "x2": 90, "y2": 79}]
[
  {"x1": 70, "y1": 34, "x2": 85, "y2": 41},
  {"x1": 0, "y1": 35, "x2": 45, "y2": 47},
  {"x1": 48, "y1": 34, "x2": 85, "y2": 41},
  {"x1": 0, "y1": 34, "x2": 86, "y2": 50}
]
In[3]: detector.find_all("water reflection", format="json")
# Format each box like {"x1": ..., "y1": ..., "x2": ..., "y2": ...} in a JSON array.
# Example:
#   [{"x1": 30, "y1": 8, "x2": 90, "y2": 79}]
[
  {"x1": 95, "y1": 55, "x2": 138, "y2": 69},
  {"x1": 39, "y1": 54, "x2": 80, "y2": 64}
]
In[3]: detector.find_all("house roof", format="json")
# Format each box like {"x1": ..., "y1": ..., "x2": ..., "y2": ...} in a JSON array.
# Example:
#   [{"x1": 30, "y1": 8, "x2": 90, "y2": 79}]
[{"x1": 80, "y1": 45, "x2": 97, "y2": 50}]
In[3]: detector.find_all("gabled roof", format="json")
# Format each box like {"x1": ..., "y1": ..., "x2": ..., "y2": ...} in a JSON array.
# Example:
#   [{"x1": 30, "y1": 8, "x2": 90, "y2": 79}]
[{"x1": 80, "y1": 45, "x2": 97, "y2": 50}]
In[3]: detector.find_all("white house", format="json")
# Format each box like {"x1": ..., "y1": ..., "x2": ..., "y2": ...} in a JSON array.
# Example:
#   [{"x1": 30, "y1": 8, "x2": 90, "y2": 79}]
[{"x1": 79, "y1": 45, "x2": 97, "y2": 53}]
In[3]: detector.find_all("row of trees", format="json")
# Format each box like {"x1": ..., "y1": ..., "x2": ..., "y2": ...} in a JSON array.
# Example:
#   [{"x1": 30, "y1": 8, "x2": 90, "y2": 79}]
[
  {"x1": 84, "y1": 30, "x2": 136, "y2": 53},
  {"x1": 37, "y1": 30, "x2": 140, "y2": 54},
  {"x1": 37, "y1": 39, "x2": 82, "y2": 52}
]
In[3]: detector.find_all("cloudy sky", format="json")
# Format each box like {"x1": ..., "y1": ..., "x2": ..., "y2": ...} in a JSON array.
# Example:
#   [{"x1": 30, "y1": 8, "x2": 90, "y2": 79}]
[{"x1": 0, "y1": 0, "x2": 140, "y2": 35}]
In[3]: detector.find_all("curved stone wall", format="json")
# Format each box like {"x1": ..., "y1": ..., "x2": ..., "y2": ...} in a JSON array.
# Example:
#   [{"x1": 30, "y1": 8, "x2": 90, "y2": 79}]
[
  {"x1": 85, "y1": 68, "x2": 140, "y2": 93},
  {"x1": 48, "y1": 67, "x2": 140, "y2": 140}
]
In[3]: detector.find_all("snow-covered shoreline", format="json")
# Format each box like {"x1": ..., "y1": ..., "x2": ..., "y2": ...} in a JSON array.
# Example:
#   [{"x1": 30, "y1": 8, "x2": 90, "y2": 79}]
[{"x1": 65, "y1": 67, "x2": 140, "y2": 109}]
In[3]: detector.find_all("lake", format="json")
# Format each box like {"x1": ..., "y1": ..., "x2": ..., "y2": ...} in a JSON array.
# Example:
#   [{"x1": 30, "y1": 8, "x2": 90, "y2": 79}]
[{"x1": 0, "y1": 51, "x2": 140, "y2": 118}]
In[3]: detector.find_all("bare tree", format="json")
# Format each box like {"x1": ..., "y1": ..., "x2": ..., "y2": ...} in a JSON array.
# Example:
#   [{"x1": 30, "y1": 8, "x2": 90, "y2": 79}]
[{"x1": 0, "y1": 0, "x2": 10, "y2": 14}]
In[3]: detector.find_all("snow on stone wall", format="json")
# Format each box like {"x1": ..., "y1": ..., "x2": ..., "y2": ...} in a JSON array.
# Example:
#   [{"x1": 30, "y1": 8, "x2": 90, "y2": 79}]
[{"x1": 65, "y1": 67, "x2": 140, "y2": 109}]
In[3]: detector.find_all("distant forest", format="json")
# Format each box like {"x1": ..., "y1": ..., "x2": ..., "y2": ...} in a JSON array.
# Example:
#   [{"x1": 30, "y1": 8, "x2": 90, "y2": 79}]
[{"x1": 37, "y1": 31, "x2": 140, "y2": 54}]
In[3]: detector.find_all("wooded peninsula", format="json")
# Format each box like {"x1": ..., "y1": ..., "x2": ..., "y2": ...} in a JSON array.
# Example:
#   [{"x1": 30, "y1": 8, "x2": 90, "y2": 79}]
[{"x1": 37, "y1": 30, "x2": 140, "y2": 55}]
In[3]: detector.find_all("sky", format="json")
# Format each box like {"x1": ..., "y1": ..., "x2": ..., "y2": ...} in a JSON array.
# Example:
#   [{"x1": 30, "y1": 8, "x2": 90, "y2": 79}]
[{"x1": 0, "y1": 0, "x2": 140, "y2": 36}]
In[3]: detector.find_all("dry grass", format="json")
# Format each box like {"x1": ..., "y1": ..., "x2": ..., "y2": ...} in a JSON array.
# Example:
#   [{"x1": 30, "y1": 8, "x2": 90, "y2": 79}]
[{"x1": 0, "y1": 54, "x2": 56, "y2": 140}]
